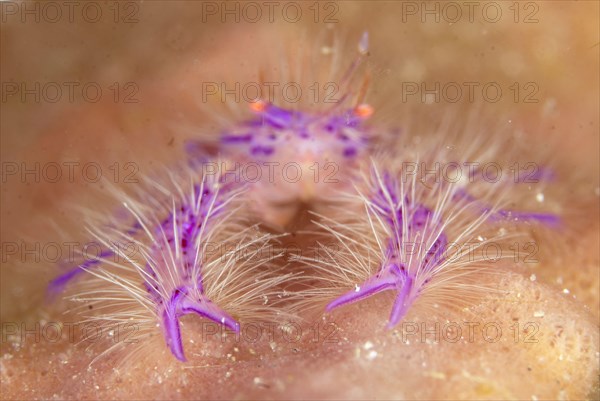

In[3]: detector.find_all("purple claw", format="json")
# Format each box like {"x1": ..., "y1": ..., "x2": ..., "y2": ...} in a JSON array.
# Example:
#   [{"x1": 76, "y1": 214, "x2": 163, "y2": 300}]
[
  {"x1": 163, "y1": 289, "x2": 187, "y2": 361},
  {"x1": 327, "y1": 263, "x2": 414, "y2": 327},
  {"x1": 326, "y1": 275, "x2": 396, "y2": 311},
  {"x1": 387, "y1": 275, "x2": 413, "y2": 328},
  {"x1": 180, "y1": 297, "x2": 240, "y2": 333},
  {"x1": 162, "y1": 286, "x2": 240, "y2": 362}
]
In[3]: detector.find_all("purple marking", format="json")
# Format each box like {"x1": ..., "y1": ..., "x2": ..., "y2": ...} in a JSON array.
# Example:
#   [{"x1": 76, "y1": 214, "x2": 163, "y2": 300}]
[
  {"x1": 328, "y1": 113, "x2": 361, "y2": 129},
  {"x1": 515, "y1": 166, "x2": 556, "y2": 183},
  {"x1": 143, "y1": 263, "x2": 162, "y2": 303},
  {"x1": 453, "y1": 188, "x2": 560, "y2": 227},
  {"x1": 343, "y1": 147, "x2": 357, "y2": 157},
  {"x1": 493, "y1": 209, "x2": 561, "y2": 227},
  {"x1": 184, "y1": 139, "x2": 215, "y2": 167},
  {"x1": 184, "y1": 139, "x2": 205, "y2": 158},
  {"x1": 48, "y1": 248, "x2": 115, "y2": 296},
  {"x1": 423, "y1": 233, "x2": 448, "y2": 270},
  {"x1": 250, "y1": 145, "x2": 275, "y2": 156},
  {"x1": 343, "y1": 115, "x2": 361, "y2": 128},
  {"x1": 411, "y1": 204, "x2": 430, "y2": 229},
  {"x1": 221, "y1": 134, "x2": 254, "y2": 143},
  {"x1": 260, "y1": 104, "x2": 296, "y2": 128},
  {"x1": 371, "y1": 171, "x2": 404, "y2": 224},
  {"x1": 48, "y1": 216, "x2": 143, "y2": 296}
]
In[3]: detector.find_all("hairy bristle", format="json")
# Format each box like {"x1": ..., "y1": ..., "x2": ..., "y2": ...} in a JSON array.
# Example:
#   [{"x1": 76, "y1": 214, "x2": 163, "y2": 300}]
[
  {"x1": 292, "y1": 146, "x2": 558, "y2": 325},
  {"x1": 52, "y1": 161, "x2": 299, "y2": 363}
]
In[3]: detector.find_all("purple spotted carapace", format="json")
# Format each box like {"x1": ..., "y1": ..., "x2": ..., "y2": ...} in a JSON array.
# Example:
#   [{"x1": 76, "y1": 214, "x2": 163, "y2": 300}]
[
  {"x1": 221, "y1": 101, "x2": 373, "y2": 160},
  {"x1": 183, "y1": 100, "x2": 375, "y2": 179}
]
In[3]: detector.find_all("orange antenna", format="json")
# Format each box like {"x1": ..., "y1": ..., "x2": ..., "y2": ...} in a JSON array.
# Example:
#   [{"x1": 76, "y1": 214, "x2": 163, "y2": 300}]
[
  {"x1": 354, "y1": 70, "x2": 371, "y2": 107},
  {"x1": 326, "y1": 31, "x2": 370, "y2": 114},
  {"x1": 258, "y1": 69, "x2": 265, "y2": 88},
  {"x1": 354, "y1": 104, "x2": 374, "y2": 119},
  {"x1": 338, "y1": 31, "x2": 369, "y2": 88},
  {"x1": 249, "y1": 100, "x2": 267, "y2": 113}
]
